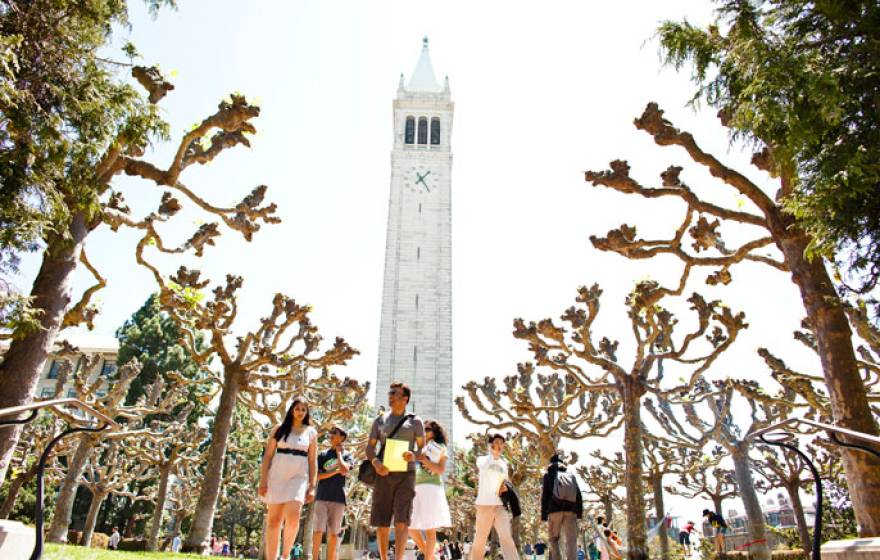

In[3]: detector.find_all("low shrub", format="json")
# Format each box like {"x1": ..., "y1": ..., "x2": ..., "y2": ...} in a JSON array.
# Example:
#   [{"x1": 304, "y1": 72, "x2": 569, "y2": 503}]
[
  {"x1": 88, "y1": 532, "x2": 110, "y2": 549},
  {"x1": 118, "y1": 538, "x2": 148, "y2": 551},
  {"x1": 722, "y1": 550, "x2": 805, "y2": 560}
]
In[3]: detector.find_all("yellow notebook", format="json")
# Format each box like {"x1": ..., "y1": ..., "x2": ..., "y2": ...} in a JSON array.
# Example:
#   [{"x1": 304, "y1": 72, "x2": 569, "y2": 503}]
[{"x1": 382, "y1": 438, "x2": 409, "y2": 472}]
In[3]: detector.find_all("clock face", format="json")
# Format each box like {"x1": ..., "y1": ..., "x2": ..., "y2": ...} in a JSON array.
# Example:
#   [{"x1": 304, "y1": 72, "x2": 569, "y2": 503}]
[{"x1": 405, "y1": 165, "x2": 439, "y2": 195}]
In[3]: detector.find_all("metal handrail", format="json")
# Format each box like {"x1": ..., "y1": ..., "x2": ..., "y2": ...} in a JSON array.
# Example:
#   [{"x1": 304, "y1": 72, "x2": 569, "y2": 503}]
[
  {"x1": 745, "y1": 416, "x2": 880, "y2": 560},
  {"x1": 0, "y1": 399, "x2": 120, "y2": 560}
]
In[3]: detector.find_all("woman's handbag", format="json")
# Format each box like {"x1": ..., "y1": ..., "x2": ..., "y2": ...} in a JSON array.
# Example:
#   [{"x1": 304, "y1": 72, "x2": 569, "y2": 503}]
[{"x1": 358, "y1": 413, "x2": 413, "y2": 486}]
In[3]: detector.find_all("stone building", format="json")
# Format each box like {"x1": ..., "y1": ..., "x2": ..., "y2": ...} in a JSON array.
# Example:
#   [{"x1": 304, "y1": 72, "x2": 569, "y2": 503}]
[{"x1": 375, "y1": 38, "x2": 454, "y2": 442}]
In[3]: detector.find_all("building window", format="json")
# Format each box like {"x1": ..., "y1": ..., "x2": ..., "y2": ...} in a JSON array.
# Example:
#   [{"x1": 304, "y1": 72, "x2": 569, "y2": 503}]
[
  {"x1": 430, "y1": 118, "x2": 441, "y2": 145},
  {"x1": 47, "y1": 360, "x2": 63, "y2": 380},
  {"x1": 101, "y1": 360, "x2": 117, "y2": 377},
  {"x1": 40, "y1": 388, "x2": 54, "y2": 399},
  {"x1": 417, "y1": 247, "x2": 420, "y2": 261},
  {"x1": 67, "y1": 389, "x2": 76, "y2": 399},
  {"x1": 404, "y1": 116, "x2": 415, "y2": 145},
  {"x1": 415, "y1": 295, "x2": 419, "y2": 311},
  {"x1": 413, "y1": 345, "x2": 418, "y2": 368},
  {"x1": 417, "y1": 117, "x2": 428, "y2": 144}
]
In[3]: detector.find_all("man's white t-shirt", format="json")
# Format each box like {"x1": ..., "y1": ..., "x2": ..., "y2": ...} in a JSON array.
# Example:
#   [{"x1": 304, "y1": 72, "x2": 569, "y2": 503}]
[
  {"x1": 109, "y1": 531, "x2": 120, "y2": 547},
  {"x1": 475, "y1": 454, "x2": 508, "y2": 506}
]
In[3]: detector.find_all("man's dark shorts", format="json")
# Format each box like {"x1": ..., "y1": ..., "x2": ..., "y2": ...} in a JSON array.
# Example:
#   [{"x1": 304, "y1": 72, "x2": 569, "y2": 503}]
[
  {"x1": 678, "y1": 532, "x2": 690, "y2": 546},
  {"x1": 370, "y1": 471, "x2": 416, "y2": 527}
]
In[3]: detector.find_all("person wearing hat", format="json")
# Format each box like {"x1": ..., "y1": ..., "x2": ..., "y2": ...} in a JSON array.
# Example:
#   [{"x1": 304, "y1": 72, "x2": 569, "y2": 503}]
[{"x1": 541, "y1": 452, "x2": 583, "y2": 560}]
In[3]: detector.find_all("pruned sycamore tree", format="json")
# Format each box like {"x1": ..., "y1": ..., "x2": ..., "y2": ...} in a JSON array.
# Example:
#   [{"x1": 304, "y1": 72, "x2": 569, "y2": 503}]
[
  {"x1": 130, "y1": 265, "x2": 358, "y2": 552},
  {"x1": 585, "y1": 102, "x2": 880, "y2": 532},
  {"x1": 508, "y1": 280, "x2": 744, "y2": 560},
  {"x1": 46, "y1": 355, "x2": 185, "y2": 542},
  {"x1": 664, "y1": 460, "x2": 737, "y2": 522},
  {"x1": 456, "y1": 364, "x2": 621, "y2": 464},
  {"x1": 752, "y1": 443, "x2": 818, "y2": 557},
  {"x1": 0, "y1": 0, "x2": 278, "y2": 487},
  {"x1": 577, "y1": 451, "x2": 625, "y2": 524}
]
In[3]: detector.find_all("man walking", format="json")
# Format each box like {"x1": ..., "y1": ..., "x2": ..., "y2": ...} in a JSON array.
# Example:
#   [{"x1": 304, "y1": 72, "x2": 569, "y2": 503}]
[
  {"x1": 313, "y1": 426, "x2": 354, "y2": 560},
  {"x1": 541, "y1": 453, "x2": 583, "y2": 560},
  {"x1": 366, "y1": 382, "x2": 425, "y2": 560}
]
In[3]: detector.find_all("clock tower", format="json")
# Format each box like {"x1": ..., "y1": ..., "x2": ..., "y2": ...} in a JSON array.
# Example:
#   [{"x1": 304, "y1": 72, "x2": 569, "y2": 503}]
[{"x1": 376, "y1": 38, "x2": 453, "y2": 444}]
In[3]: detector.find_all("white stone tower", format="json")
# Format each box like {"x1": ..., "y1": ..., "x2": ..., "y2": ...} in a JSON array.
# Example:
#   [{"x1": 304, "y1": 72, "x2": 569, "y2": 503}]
[{"x1": 376, "y1": 38, "x2": 453, "y2": 443}]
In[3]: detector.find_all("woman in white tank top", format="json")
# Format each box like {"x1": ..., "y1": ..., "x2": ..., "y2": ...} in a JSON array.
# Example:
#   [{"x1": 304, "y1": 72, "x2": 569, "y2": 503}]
[{"x1": 259, "y1": 398, "x2": 318, "y2": 560}]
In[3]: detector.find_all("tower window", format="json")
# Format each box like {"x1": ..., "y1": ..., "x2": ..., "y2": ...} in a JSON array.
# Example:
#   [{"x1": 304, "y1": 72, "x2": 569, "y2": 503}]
[
  {"x1": 415, "y1": 294, "x2": 419, "y2": 310},
  {"x1": 417, "y1": 247, "x2": 420, "y2": 261},
  {"x1": 404, "y1": 116, "x2": 415, "y2": 145},
  {"x1": 417, "y1": 117, "x2": 428, "y2": 145},
  {"x1": 430, "y1": 118, "x2": 441, "y2": 145},
  {"x1": 413, "y1": 345, "x2": 418, "y2": 367}
]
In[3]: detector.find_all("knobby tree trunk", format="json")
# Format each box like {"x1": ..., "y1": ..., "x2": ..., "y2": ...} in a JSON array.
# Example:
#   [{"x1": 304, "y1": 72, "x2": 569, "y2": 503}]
[
  {"x1": 148, "y1": 463, "x2": 173, "y2": 551},
  {"x1": 622, "y1": 378, "x2": 647, "y2": 560},
  {"x1": 81, "y1": 489, "x2": 108, "y2": 547},
  {"x1": 785, "y1": 484, "x2": 811, "y2": 557},
  {"x1": 651, "y1": 473, "x2": 669, "y2": 560},
  {"x1": 47, "y1": 434, "x2": 96, "y2": 542},
  {"x1": 182, "y1": 371, "x2": 241, "y2": 552},
  {"x1": 602, "y1": 497, "x2": 613, "y2": 526},
  {"x1": 730, "y1": 445, "x2": 770, "y2": 560},
  {"x1": 711, "y1": 497, "x2": 723, "y2": 519},
  {"x1": 0, "y1": 212, "x2": 89, "y2": 485},
  {"x1": 0, "y1": 460, "x2": 39, "y2": 518},
  {"x1": 776, "y1": 232, "x2": 880, "y2": 535}
]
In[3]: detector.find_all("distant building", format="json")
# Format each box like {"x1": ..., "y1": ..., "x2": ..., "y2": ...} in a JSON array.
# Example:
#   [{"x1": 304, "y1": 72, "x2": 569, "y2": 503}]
[
  {"x1": 1, "y1": 334, "x2": 119, "y2": 400},
  {"x1": 702, "y1": 496, "x2": 816, "y2": 536}
]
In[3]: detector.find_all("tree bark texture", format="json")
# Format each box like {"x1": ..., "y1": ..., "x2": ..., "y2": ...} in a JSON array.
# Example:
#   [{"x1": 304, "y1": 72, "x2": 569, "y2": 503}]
[
  {"x1": 182, "y1": 371, "x2": 241, "y2": 552},
  {"x1": 622, "y1": 379, "x2": 647, "y2": 560},
  {"x1": 712, "y1": 497, "x2": 723, "y2": 518},
  {"x1": 730, "y1": 445, "x2": 770, "y2": 560},
  {"x1": 602, "y1": 497, "x2": 613, "y2": 526},
  {"x1": 651, "y1": 473, "x2": 669, "y2": 560},
  {"x1": 0, "y1": 460, "x2": 39, "y2": 518},
  {"x1": 776, "y1": 233, "x2": 880, "y2": 535},
  {"x1": 148, "y1": 463, "x2": 173, "y2": 551},
  {"x1": 0, "y1": 212, "x2": 89, "y2": 485},
  {"x1": 785, "y1": 484, "x2": 811, "y2": 557},
  {"x1": 81, "y1": 490, "x2": 107, "y2": 547},
  {"x1": 47, "y1": 435, "x2": 96, "y2": 542}
]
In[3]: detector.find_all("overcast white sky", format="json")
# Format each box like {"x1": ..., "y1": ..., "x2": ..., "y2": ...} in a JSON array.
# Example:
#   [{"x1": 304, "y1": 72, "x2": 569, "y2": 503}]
[{"x1": 13, "y1": 0, "x2": 825, "y2": 521}]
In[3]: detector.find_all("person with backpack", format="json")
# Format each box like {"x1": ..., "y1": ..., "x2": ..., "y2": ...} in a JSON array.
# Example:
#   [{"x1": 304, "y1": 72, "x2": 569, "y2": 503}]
[
  {"x1": 541, "y1": 453, "x2": 583, "y2": 560},
  {"x1": 702, "y1": 509, "x2": 728, "y2": 554}
]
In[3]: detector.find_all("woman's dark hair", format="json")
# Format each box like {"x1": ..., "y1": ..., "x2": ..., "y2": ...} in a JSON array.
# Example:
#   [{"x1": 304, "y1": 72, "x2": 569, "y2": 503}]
[
  {"x1": 426, "y1": 420, "x2": 448, "y2": 445},
  {"x1": 275, "y1": 398, "x2": 311, "y2": 442},
  {"x1": 603, "y1": 529, "x2": 612, "y2": 538},
  {"x1": 487, "y1": 432, "x2": 506, "y2": 444}
]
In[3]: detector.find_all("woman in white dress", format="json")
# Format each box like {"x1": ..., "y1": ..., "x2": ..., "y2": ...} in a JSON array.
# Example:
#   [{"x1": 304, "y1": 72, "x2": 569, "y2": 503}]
[
  {"x1": 259, "y1": 398, "x2": 318, "y2": 560},
  {"x1": 409, "y1": 420, "x2": 452, "y2": 558}
]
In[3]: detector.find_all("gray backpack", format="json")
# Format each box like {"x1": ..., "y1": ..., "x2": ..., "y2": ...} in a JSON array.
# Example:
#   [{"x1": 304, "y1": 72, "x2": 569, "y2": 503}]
[{"x1": 553, "y1": 471, "x2": 579, "y2": 504}]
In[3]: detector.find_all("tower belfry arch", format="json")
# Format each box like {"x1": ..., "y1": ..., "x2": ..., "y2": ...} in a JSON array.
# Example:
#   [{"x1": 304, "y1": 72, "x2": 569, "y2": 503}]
[{"x1": 376, "y1": 38, "x2": 453, "y2": 444}]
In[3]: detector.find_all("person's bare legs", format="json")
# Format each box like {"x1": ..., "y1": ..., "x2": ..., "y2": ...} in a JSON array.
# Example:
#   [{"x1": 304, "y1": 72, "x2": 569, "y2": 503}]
[
  {"x1": 327, "y1": 532, "x2": 340, "y2": 560},
  {"x1": 281, "y1": 501, "x2": 304, "y2": 559},
  {"x1": 266, "y1": 503, "x2": 286, "y2": 560},
  {"x1": 410, "y1": 530, "x2": 428, "y2": 556},
  {"x1": 313, "y1": 531, "x2": 325, "y2": 560},
  {"x1": 424, "y1": 529, "x2": 437, "y2": 560},
  {"x1": 377, "y1": 527, "x2": 391, "y2": 560},
  {"x1": 395, "y1": 522, "x2": 408, "y2": 560}
]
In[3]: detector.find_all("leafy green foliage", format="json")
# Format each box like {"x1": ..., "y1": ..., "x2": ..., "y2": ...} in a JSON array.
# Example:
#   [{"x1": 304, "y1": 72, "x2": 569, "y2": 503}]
[
  {"x1": 116, "y1": 293, "x2": 205, "y2": 420},
  {"x1": 657, "y1": 1, "x2": 880, "y2": 303}
]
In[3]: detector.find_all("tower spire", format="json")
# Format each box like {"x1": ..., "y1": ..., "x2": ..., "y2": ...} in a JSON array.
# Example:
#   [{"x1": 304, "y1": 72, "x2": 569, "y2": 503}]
[{"x1": 407, "y1": 37, "x2": 442, "y2": 92}]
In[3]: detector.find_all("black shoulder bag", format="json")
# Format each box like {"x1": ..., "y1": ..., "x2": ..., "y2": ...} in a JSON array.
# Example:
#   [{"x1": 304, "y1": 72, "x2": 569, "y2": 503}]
[{"x1": 358, "y1": 413, "x2": 413, "y2": 486}]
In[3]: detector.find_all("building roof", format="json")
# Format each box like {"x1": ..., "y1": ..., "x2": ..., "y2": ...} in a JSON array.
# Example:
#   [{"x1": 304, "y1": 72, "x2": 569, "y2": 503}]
[{"x1": 407, "y1": 37, "x2": 443, "y2": 92}]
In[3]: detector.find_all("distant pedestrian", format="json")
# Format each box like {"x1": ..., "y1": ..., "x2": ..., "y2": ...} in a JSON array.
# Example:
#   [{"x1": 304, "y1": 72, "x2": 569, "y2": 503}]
[
  {"x1": 172, "y1": 534, "x2": 182, "y2": 553},
  {"x1": 678, "y1": 520, "x2": 699, "y2": 556},
  {"x1": 409, "y1": 420, "x2": 452, "y2": 559},
  {"x1": 535, "y1": 541, "x2": 547, "y2": 560},
  {"x1": 470, "y1": 433, "x2": 519, "y2": 560},
  {"x1": 702, "y1": 509, "x2": 728, "y2": 554},
  {"x1": 577, "y1": 546, "x2": 585, "y2": 560},
  {"x1": 109, "y1": 527, "x2": 120, "y2": 550},
  {"x1": 541, "y1": 453, "x2": 583, "y2": 560}
]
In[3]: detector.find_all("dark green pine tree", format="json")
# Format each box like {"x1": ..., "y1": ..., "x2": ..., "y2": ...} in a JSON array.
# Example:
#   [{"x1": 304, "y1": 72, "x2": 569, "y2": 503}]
[{"x1": 116, "y1": 293, "x2": 205, "y2": 419}]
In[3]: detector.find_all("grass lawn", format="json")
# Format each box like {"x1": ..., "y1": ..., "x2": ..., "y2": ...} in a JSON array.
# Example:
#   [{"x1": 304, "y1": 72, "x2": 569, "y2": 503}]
[{"x1": 44, "y1": 543, "x2": 206, "y2": 559}]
